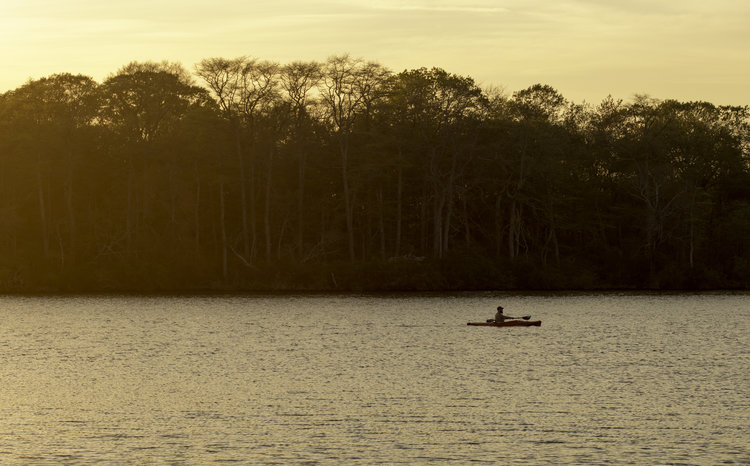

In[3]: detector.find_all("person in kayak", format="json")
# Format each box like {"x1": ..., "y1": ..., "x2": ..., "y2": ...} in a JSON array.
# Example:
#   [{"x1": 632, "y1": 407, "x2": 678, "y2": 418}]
[
  {"x1": 494, "y1": 306, "x2": 509, "y2": 323},
  {"x1": 486, "y1": 306, "x2": 530, "y2": 323}
]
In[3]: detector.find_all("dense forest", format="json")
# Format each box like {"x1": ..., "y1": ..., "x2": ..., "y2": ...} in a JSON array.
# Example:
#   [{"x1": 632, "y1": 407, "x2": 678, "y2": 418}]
[{"x1": 0, "y1": 56, "x2": 748, "y2": 292}]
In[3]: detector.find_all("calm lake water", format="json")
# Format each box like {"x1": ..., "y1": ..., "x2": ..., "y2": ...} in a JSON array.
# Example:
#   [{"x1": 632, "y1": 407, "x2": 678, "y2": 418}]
[{"x1": 0, "y1": 293, "x2": 748, "y2": 464}]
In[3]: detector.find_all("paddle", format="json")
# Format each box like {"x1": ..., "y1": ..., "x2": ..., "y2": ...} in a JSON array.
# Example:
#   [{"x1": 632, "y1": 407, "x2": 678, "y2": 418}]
[{"x1": 507, "y1": 315, "x2": 531, "y2": 320}]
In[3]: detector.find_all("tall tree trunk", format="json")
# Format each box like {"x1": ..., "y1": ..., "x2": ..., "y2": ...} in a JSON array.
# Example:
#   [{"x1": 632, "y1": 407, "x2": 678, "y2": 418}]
[
  {"x1": 126, "y1": 152, "x2": 134, "y2": 254},
  {"x1": 688, "y1": 189, "x2": 697, "y2": 269},
  {"x1": 219, "y1": 180, "x2": 228, "y2": 280},
  {"x1": 297, "y1": 149, "x2": 307, "y2": 258},
  {"x1": 340, "y1": 138, "x2": 356, "y2": 262},
  {"x1": 194, "y1": 160, "x2": 201, "y2": 258},
  {"x1": 36, "y1": 166, "x2": 49, "y2": 258},
  {"x1": 420, "y1": 178, "x2": 429, "y2": 255},
  {"x1": 495, "y1": 195, "x2": 503, "y2": 257},
  {"x1": 235, "y1": 124, "x2": 250, "y2": 261},
  {"x1": 378, "y1": 187, "x2": 386, "y2": 259},
  {"x1": 542, "y1": 192, "x2": 560, "y2": 267},
  {"x1": 433, "y1": 191, "x2": 444, "y2": 258},
  {"x1": 509, "y1": 200, "x2": 521, "y2": 259},
  {"x1": 442, "y1": 194, "x2": 452, "y2": 255},
  {"x1": 56, "y1": 224, "x2": 65, "y2": 267},
  {"x1": 689, "y1": 212, "x2": 695, "y2": 270},
  {"x1": 249, "y1": 145, "x2": 258, "y2": 260},
  {"x1": 65, "y1": 153, "x2": 76, "y2": 265},
  {"x1": 395, "y1": 148, "x2": 403, "y2": 256},
  {"x1": 430, "y1": 150, "x2": 443, "y2": 258},
  {"x1": 276, "y1": 217, "x2": 288, "y2": 260},
  {"x1": 441, "y1": 150, "x2": 458, "y2": 254},
  {"x1": 463, "y1": 195, "x2": 471, "y2": 247},
  {"x1": 264, "y1": 146, "x2": 274, "y2": 261}
]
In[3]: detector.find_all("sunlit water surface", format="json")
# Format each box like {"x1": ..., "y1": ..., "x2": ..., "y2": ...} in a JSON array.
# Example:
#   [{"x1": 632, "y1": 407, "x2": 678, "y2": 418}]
[{"x1": 1, "y1": 293, "x2": 748, "y2": 464}]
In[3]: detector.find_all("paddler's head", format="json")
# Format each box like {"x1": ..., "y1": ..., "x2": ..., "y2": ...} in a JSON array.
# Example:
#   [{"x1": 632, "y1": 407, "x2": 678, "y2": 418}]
[{"x1": 497, "y1": 306, "x2": 503, "y2": 312}]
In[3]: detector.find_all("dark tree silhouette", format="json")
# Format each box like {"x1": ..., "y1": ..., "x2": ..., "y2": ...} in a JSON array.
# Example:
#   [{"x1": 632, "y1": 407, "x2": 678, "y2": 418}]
[{"x1": 0, "y1": 56, "x2": 747, "y2": 291}]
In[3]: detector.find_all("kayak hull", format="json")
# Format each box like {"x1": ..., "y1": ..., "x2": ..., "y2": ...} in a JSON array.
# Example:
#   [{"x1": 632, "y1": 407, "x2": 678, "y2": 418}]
[{"x1": 467, "y1": 320, "x2": 541, "y2": 327}]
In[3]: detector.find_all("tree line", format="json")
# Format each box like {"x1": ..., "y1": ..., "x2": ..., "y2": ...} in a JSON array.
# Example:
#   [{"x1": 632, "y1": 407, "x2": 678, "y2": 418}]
[{"x1": 0, "y1": 56, "x2": 748, "y2": 291}]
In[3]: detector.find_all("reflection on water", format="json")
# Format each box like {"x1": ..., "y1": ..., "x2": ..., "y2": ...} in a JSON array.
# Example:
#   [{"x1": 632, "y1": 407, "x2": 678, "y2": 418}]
[{"x1": 0, "y1": 293, "x2": 748, "y2": 463}]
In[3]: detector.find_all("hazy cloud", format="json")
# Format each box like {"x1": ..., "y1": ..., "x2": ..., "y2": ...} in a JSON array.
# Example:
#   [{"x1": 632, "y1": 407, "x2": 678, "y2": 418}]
[
  {"x1": 337, "y1": 0, "x2": 508, "y2": 13},
  {"x1": 1, "y1": 0, "x2": 749, "y2": 104}
]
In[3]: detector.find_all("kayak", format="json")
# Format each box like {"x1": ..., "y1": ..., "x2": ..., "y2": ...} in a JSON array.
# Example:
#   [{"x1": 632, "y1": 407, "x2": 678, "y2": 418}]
[{"x1": 467, "y1": 320, "x2": 541, "y2": 327}]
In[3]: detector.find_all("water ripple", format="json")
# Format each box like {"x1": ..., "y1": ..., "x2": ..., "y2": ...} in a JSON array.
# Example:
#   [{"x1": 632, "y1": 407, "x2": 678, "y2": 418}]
[{"x1": 0, "y1": 293, "x2": 748, "y2": 463}]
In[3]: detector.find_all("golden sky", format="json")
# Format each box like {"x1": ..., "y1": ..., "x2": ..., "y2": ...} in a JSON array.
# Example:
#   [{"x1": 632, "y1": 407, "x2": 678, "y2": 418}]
[{"x1": 2, "y1": 0, "x2": 748, "y2": 105}]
